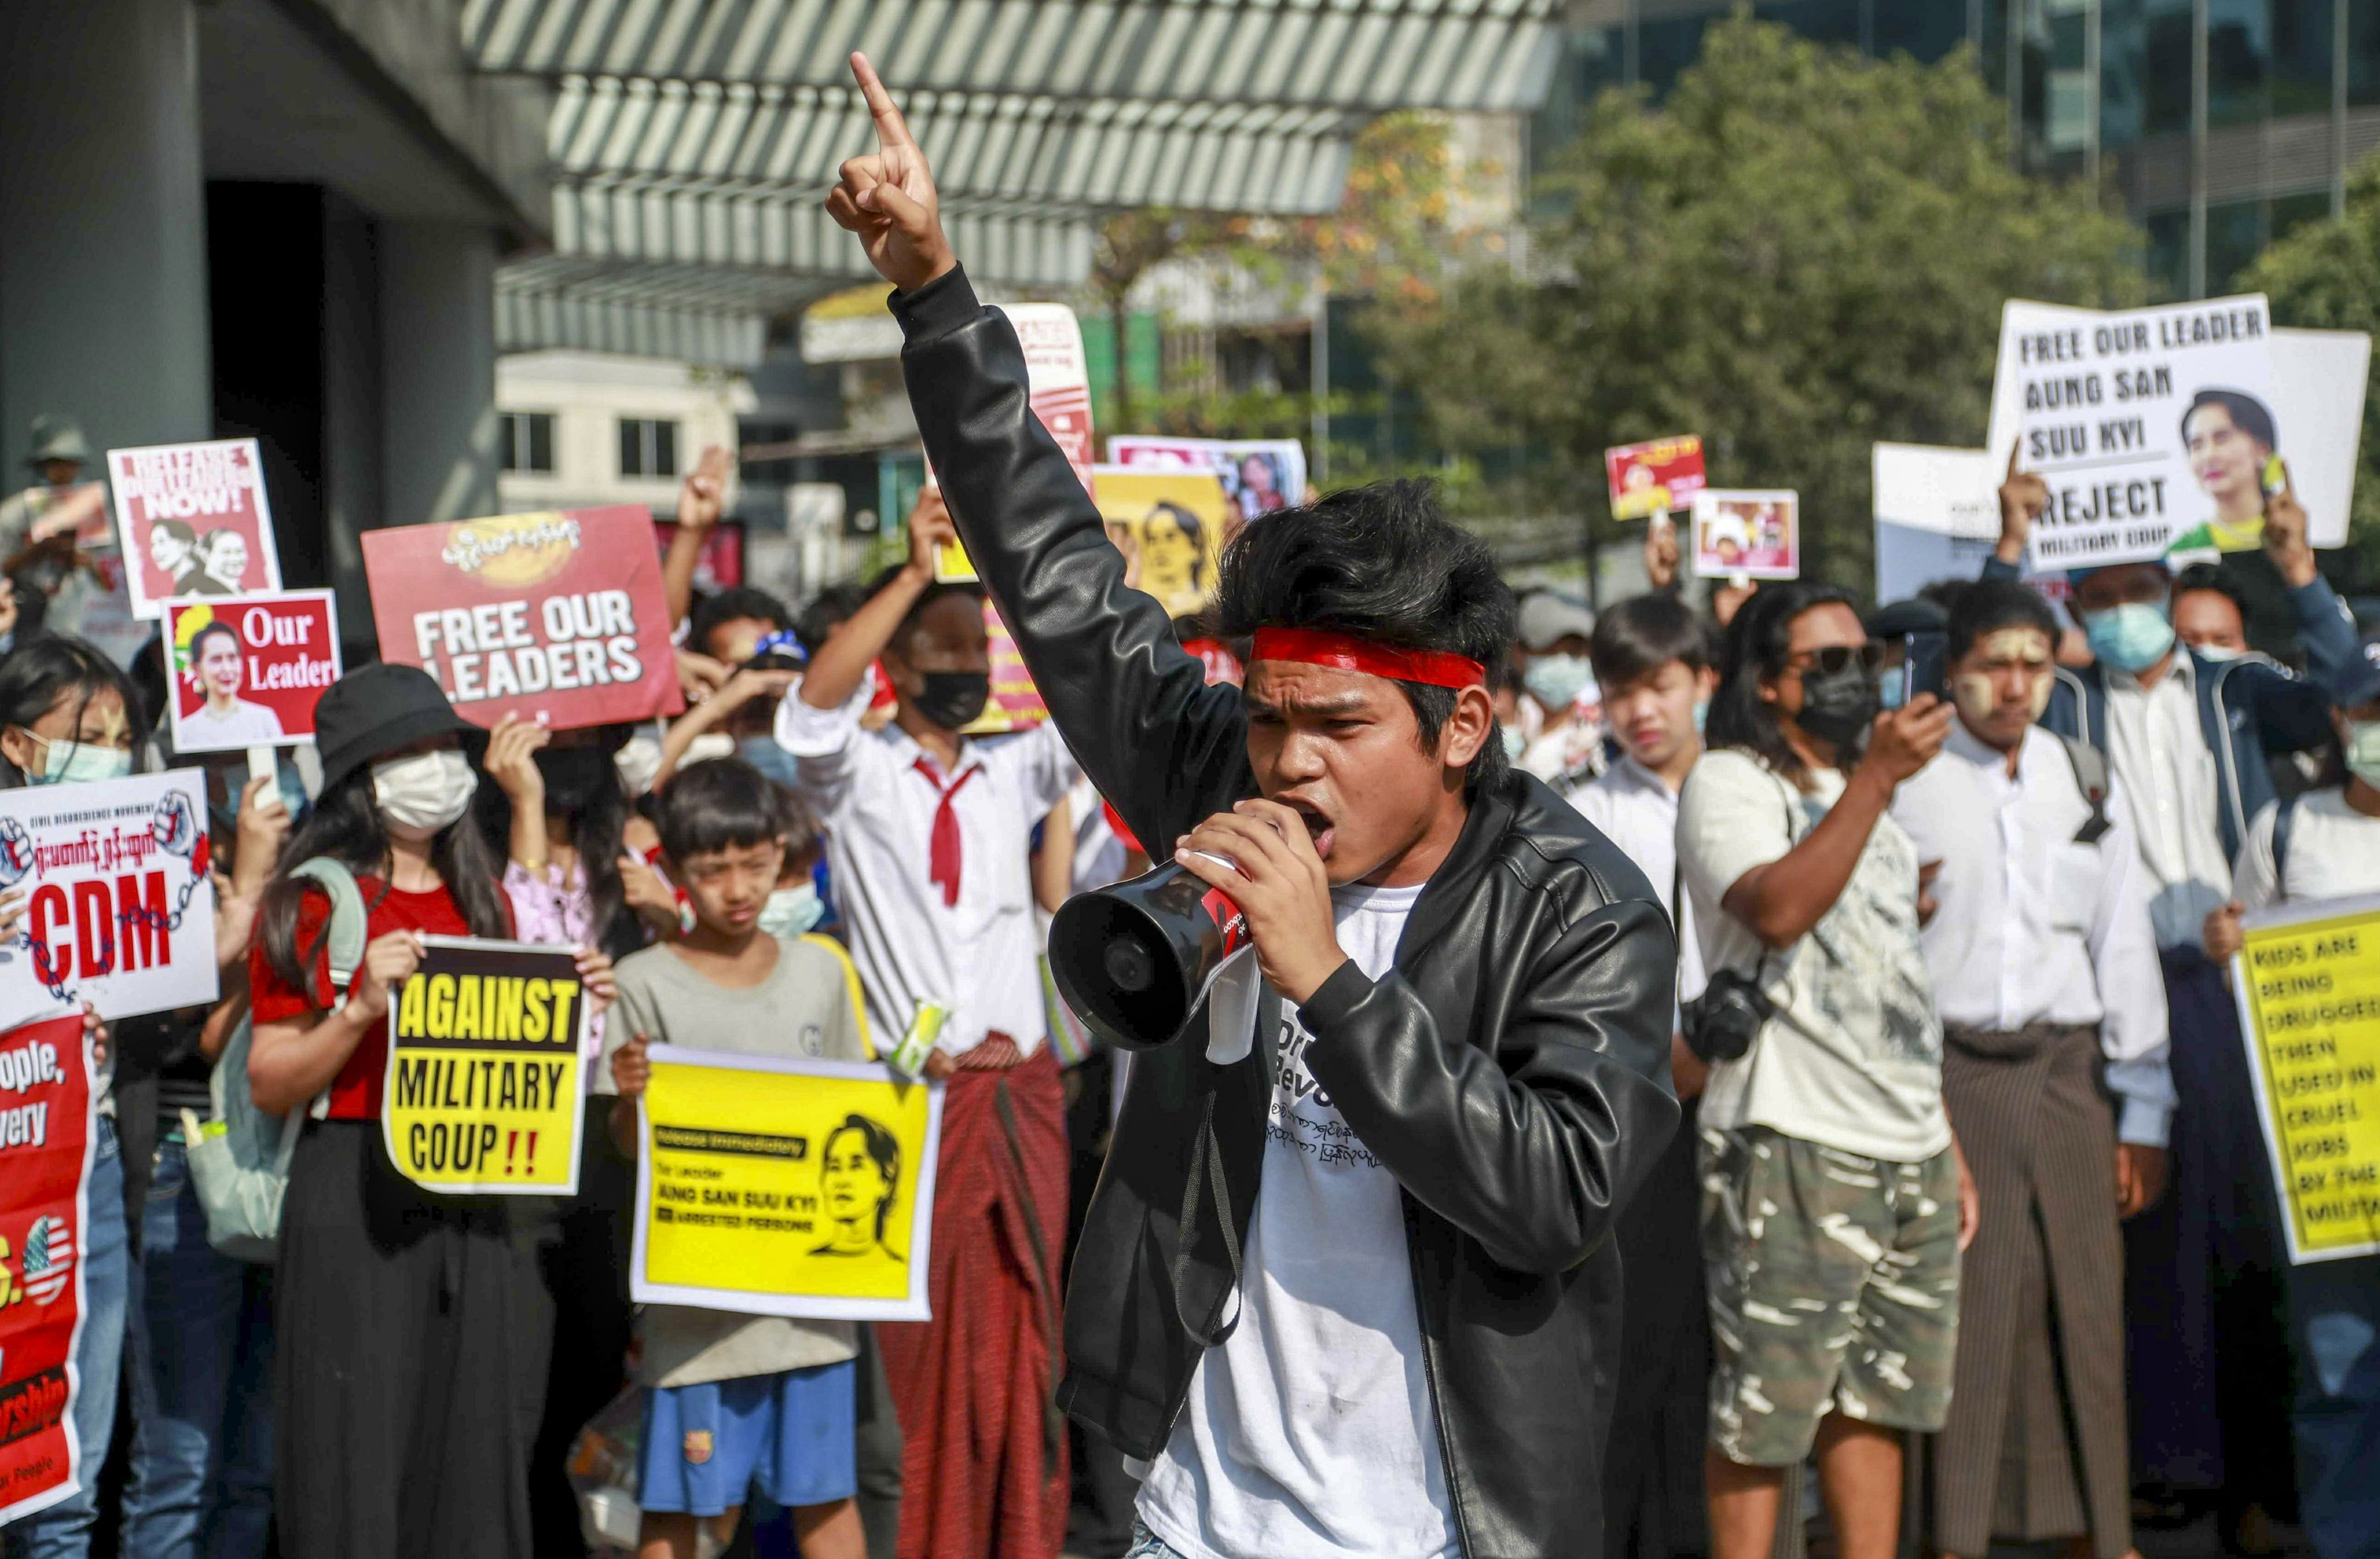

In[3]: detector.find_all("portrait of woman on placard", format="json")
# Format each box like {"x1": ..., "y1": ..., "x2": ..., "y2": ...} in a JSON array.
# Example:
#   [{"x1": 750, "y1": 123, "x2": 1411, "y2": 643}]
[
  {"x1": 2167, "y1": 388, "x2": 2280, "y2": 556},
  {"x1": 812, "y1": 1113, "x2": 904, "y2": 1265},
  {"x1": 182, "y1": 619, "x2": 286, "y2": 745}
]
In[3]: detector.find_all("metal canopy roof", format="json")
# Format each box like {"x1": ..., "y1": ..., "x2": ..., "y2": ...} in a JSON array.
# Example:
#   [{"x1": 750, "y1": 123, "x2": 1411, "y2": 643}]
[{"x1": 467, "y1": 0, "x2": 1560, "y2": 367}]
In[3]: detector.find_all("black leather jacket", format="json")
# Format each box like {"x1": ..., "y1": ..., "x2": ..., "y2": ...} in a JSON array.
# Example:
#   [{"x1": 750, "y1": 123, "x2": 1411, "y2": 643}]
[{"x1": 895, "y1": 267, "x2": 1681, "y2": 1559}]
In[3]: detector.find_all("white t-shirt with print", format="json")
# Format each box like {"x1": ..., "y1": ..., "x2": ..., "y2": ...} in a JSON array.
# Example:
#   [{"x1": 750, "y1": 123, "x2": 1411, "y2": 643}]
[
  {"x1": 1676, "y1": 748, "x2": 1948, "y2": 1163},
  {"x1": 1137, "y1": 881, "x2": 1457, "y2": 1559}
]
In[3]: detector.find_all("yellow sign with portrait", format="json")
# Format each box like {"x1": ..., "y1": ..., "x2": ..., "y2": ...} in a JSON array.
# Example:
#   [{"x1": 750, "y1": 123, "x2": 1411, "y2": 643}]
[
  {"x1": 1092, "y1": 467, "x2": 1230, "y2": 618},
  {"x1": 631, "y1": 1047, "x2": 945, "y2": 1320}
]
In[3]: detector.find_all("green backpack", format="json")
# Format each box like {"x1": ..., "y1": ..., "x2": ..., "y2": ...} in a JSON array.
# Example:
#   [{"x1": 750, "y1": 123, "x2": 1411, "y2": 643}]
[{"x1": 183, "y1": 858, "x2": 368, "y2": 1264}]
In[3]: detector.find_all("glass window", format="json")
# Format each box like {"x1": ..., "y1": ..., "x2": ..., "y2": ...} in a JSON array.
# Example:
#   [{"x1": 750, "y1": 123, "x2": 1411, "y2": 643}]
[
  {"x1": 618, "y1": 417, "x2": 681, "y2": 479},
  {"x1": 1872, "y1": 0, "x2": 1975, "y2": 60},
  {"x1": 1755, "y1": 0, "x2": 1863, "y2": 47},
  {"x1": 2127, "y1": 0, "x2": 2196, "y2": 136},
  {"x1": 2353, "y1": 0, "x2": 2380, "y2": 104},
  {"x1": 2144, "y1": 209, "x2": 2192, "y2": 298},
  {"x1": 1637, "y1": 15, "x2": 1714, "y2": 97},
  {"x1": 2207, "y1": 0, "x2": 2272, "y2": 127},
  {"x1": 2270, "y1": 190, "x2": 2335, "y2": 243},
  {"x1": 499, "y1": 412, "x2": 554, "y2": 474},
  {"x1": 2271, "y1": 0, "x2": 2336, "y2": 117},
  {"x1": 2206, "y1": 198, "x2": 2266, "y2": 291},
  {"x1": 1530, "y1": 25, "x2": 1624, "y2": 180}
]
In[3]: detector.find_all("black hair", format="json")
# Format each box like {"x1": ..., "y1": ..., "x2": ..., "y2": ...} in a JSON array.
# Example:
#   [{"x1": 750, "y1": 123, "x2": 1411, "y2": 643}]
[
  {"x1": 655, "y1": 755, "x2": 789, "y2": 865},
  {"x1": 259, "y1": 760, "x2": 512, "y2": 1001},
  {"x1": 822, "y1": 1113, "x2": 903, "y2": 1239},
  {"x1": 151, "y1": 519, "x2": 197, "y2": 550},
  {"x1": 2172, "y1": 561, "x2": 2249, "y2": 618},
  {"x1": 2182, "y1": 388, "x2": 2278, "y2": 451},
  {"x1": 1153, "y1": 502, "x2": 1208, "y2": 586},
  {"x1": 0, "y1": 635, "x2": 150, "y2": 787},
  {"x1": 188, "y1": 620, "x2": 240, "y2": 666},
  {"x1": 1706, "y1": 578, "x2": 1860, "y2": 786},
  {"x1": 795, "y1": 583, "x2": 871, "y2": 658},
  {"x1": 689, "y1": 586, "x2": 792, "y2": 660},
  {"x1": 1212, "y1": 478, "x2": 1513, "y2": 797},
  {"x1": 863, "y1": 563, "x2": 985, "y2": 661},
  {"x1": 1590, "y1": 593, "x2": 1711, "y2": 690},
  {"x1": 469, "y1": 724, "x2": 647, "y2": 962},
  {"x1": 1944, "y1": 579, "x2": 2060, "y2": 662}
]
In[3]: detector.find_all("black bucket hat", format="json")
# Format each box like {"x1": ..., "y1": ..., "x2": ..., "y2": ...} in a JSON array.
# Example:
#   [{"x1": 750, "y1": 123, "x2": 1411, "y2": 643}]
[{"x1": 314, "y1": 663, "x2": 477, "y2": 793}]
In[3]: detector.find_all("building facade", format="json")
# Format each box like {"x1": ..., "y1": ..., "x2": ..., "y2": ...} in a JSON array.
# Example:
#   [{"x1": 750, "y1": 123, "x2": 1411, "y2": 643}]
[{"x1": 1534, "y1": 0, "x2": 2380, "y2": 297}]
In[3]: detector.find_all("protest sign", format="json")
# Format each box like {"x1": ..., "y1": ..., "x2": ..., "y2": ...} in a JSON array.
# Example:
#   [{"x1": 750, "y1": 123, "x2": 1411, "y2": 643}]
[
  {"x1": 1092, "y1": 467, "x2": 1232, "y2": 617},
  {"x1": 1691, "y1": 490, "x2": 1798, "y2": 579},
  {"x1": 1874, "y1": 444, "x2": 2010, "y2": 603},
  {"x1": 0, "y1": 771, "x2": 217, "y2": 1025},
  {"x1": 2263, "y1": 327, "x2": 2371, "y2": 553},
  {"x1": 1107, "y1": 436, "x2": 1307, "y2": 524},
  {"x1": 2230, "y1": 896, "x2": 2380, "y2": 1263},
  {"x1": 632, "y1": 1046, "x2": 943, "y2": 1321},
  {"x1": 1603, "y1": 436, "x2": 1706, "y2": 521},
  {"x1": 161, "y1": 592, "x2": 340, "y2": 754},
  {"x1": 0, "y1": 1011, "x2": 94, "y2": 1524},
  {"x1": 1986, "y1": 295, "x2": 2276, "y2": 570},
  {"x1": 381, "y1": 936, "x2": 585, "y2": 1196},
  {"x1": 362, "y1": 505, "x2": 684, "y2": 732},
  {"x1": 105, "y1": 440, "x2": 282, "y2": 618}
]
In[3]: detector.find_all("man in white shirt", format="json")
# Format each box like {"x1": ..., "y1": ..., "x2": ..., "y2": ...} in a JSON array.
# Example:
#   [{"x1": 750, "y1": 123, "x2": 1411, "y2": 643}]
[
  {"x1": 1569, "y1": 591, "x2": 1716, "y2": 1559},
  {"x1": 1891, "y1": 580, "x2": 2174, "y2": 1559},
  {"x1": 777, "y1": 500, "x2": 1081, "y2": 1559},
  {"x1": 1676, "y1": 580, "x2": 1971, "y2": 1559}
]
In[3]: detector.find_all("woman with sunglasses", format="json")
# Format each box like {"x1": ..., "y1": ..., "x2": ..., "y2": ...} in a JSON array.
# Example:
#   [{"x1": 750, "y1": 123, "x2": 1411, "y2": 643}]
[{"x1": 1676, "y1": 579, "x2": 1978, "y2": 1559}]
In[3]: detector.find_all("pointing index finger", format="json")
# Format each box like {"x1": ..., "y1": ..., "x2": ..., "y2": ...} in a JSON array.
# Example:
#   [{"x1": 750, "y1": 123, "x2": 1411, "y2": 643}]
[{"x1": 850, "y1": 52, "x2": 915, "y2": 151}]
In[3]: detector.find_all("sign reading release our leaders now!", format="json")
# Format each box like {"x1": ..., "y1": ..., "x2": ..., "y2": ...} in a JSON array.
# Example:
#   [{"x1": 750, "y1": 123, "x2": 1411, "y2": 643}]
[{"x1": 362, "y1": 505, "x2": 685, "y2": 732}]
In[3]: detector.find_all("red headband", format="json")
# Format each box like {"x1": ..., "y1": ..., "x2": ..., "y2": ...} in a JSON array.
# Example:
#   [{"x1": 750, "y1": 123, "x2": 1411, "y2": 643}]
[{"x1": 1250, "y1": 627, "x2": 1488, "y2": 691}]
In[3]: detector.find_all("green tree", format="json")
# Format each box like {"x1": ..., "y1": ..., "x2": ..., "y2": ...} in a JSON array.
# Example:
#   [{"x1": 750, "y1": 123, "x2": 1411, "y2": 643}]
[
  {"x1": 2239, "y1": 156, "x2": 2380, "y2": 584},
  {"x1": 1366, "y1": 14, "x2": 2152, "y2": 591}
]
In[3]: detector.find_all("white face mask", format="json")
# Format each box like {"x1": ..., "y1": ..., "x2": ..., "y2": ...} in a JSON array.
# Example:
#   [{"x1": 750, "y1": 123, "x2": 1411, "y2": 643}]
[
  {"x1": 758, "y1": 882, "x2": 825, "y2": 939},
  {"x1": 371, "y1": 749, "x2": 478, "y2": 841}
]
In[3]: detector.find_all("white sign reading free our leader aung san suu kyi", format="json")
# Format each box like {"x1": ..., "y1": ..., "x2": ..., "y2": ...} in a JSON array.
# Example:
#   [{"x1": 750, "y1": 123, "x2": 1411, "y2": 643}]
[{"x1": 1987, "y1": 294, "x2": 2274, "y2": 571}]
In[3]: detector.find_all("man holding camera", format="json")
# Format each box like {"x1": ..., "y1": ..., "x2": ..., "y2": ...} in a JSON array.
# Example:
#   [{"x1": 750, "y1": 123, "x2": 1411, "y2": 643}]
[
  {"x1": 827, "y1": 56, "x2": 1679, "y2": 1559},
  {"x1": 1889, "y1": 580, "x2": 2171, "y2": 1559},
  {"x1": 1676, "y1": 581, "x2": 1976, "y2": 1559}
]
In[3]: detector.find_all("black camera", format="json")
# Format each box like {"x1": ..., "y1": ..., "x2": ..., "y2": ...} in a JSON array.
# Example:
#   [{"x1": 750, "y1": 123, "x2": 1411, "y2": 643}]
[{"x1": 1679, "y1": 967, "x2": 1775, "y2": 1063}]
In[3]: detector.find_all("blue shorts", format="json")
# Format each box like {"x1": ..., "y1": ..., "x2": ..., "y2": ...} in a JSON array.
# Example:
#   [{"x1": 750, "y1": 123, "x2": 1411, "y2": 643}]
[{"x1": 637, "y1": 1361, "x2": 858, "y2": 1516}]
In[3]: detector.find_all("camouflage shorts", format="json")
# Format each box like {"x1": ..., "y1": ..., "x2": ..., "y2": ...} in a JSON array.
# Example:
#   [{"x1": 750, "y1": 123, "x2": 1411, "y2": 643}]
[{"x1": 1699, "y1": 1125, "x2": 1961, "y2": 1466}]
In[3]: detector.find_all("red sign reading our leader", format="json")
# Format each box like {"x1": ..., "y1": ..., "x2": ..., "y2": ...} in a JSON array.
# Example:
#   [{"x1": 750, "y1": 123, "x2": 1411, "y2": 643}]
[
  {"x1": 0, "y1": 1012, "x2": 95, "y2": 1525},
  {"x1": 163, "y1": 592, "x2": 341, "y2": 755},
  {"x1": 362, "y1": 506, "x2": 685, "y2": 732}
]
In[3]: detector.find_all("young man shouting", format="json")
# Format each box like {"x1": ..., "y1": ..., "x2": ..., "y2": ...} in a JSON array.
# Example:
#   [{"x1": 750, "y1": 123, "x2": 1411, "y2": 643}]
[{"x1": 827, "y1": 57, "x2": 1679, "y2": 1559}]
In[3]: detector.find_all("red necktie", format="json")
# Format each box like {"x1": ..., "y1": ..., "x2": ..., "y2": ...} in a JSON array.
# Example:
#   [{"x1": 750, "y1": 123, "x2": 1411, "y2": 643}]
[{"x1": 913, "y1": 759, "x2": 979, "y2": 908}]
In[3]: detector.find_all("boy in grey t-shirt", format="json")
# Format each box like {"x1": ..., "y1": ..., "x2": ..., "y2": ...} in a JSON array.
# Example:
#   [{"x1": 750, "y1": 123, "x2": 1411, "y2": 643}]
[{"x1": 605, "y1": 758, "x2": 873, "y2": 1559}]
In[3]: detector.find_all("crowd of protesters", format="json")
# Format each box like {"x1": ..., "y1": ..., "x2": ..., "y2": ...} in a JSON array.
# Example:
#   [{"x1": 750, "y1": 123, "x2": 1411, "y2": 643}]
[{"x1": 2, "y1": 59, "x2": 2377, "y2": 1559}]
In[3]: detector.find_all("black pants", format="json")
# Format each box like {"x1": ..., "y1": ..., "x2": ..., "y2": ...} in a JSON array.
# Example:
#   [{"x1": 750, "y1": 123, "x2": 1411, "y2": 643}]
[
  {"x1": 1605, "y1": 1099, "x2": 1710, "y2": 1559},
  {"x1": 529, "y1": 1097, "x2": 638, "y2": 1559},
  {"x1": 274, "y1": 1119, "x2": 555, "y2": 1559}
]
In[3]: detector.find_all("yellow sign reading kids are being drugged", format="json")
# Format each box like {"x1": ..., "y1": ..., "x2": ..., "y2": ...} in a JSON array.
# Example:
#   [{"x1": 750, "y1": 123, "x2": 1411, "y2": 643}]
[{"x1": 381, "y1": 935, "x2": 585, "y2": 1195}]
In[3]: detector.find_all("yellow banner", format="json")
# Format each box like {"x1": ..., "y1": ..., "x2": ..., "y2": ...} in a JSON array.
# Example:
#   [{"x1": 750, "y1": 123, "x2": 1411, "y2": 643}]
[
  {"x1": 2230, "y1": 898, "x2": 2380, "y2": 1262},
  {"x1": 632, "y1": 1047, "x2": 943, "y2": 1321},
  {"x1": 380, "y1": 935, "x2": 585, "y2": 1196}
]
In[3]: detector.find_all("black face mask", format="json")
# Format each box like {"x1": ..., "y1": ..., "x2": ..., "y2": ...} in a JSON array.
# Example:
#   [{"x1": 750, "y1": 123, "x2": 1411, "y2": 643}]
[
  {"x1": 1795, "y1": 662, "x2": 1879, "y2": 750},
  {"x1": 535, "y1": 747, "x2": 620, "y2": 813},
  {"x1": 909, "y1": 670, "x2": 991, "y2": 732}
]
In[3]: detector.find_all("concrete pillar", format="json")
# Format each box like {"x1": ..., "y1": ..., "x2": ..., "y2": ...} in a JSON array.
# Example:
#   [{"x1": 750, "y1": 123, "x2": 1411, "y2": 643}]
[
  {"x1": 0, "y1": 0, "x2": 212, "y2": 464},
  {"x1": 357, "y1": 220, "x2": 501, "y2": 654}
]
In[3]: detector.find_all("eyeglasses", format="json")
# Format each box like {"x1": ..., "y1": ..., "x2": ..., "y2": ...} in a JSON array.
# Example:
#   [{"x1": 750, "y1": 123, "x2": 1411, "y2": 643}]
[{"x1": 1779, "y1": 643, "x2": 1881, "y2": 678}]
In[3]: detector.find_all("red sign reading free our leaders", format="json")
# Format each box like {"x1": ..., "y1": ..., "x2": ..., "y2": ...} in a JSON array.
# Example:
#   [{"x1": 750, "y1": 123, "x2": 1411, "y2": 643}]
[
  {"x1": 0, "y1": 1011, "x2": 95, "y2": 1526},
  {"x1": 363, "y1": 506, "x2": 685, "y2": 732},
  {"x1": 162, "y1": 592, "x2": 341, "y2": 754}
]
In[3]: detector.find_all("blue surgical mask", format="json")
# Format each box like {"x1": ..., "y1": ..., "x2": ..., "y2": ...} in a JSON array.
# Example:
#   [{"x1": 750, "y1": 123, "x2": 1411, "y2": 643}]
[
  {"x1": 1500, "y1": 725, "x2": 1526, "y2": 762},
  {"x1": 2344, "y1": 720, "x2": 2380, "y2": 789},
  {"x1": 20, "y1": 730, "x2": 132, "y2": 786},
  {"x1": 737, "y1": 734, "x2": 804, "y2": 789},
  {"x1": 758, "y1": 882, "x2": 824, "y2": 939},
  {"x1": 2082, "y1": 601, "x2": 2176, "y2": 674},
  {"x1": 2192, "y1": 643, "x2": 2244, "y2": 663},
  {"x1": 1522, "y1": 654, "x2": 1595, "y2": 713},
  {"x1": 1691, "y1": 697, "x2": 1709, "y2": 735}
]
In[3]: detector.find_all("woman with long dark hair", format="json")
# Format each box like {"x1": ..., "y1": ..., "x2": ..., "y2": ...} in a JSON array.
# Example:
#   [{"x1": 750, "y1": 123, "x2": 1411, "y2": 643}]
[
  {"x1": 479, "y1": 712, "x2": 672, "y2": 1557},
  {"x1": 245, "y1": 663, "x2": 610, "y2": 1559},
  {"x1": 0, "y1": 636, "x2": 141, "y2": 1559}
]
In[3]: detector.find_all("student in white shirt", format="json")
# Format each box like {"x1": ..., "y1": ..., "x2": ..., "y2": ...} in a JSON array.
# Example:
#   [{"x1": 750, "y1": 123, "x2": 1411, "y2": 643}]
[
  {"x1": 2203, "y1": 637, "x2": 2380, "y2": 1559},
  {"x1": 1891, "y1": 580, "x2": 2173, "y2": 1559},
  {"x1": 776, "y1": 497, "x2": 1081, "y2": 1559},
  {"x1": 1570, "y1": 591, "x2": 1717, "y2": 1559},
  {"x1": 1676, "y1": 579, "x2": 1973, "y2": 1559}
]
